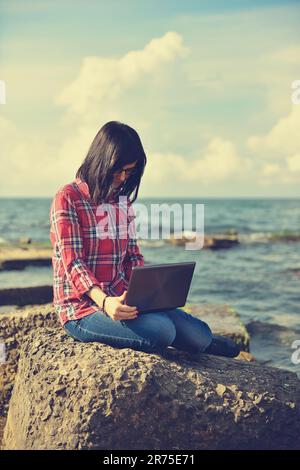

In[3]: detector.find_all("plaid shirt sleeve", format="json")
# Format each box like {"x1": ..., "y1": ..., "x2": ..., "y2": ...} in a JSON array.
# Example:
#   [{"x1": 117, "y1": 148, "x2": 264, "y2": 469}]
[
  {"x1": 123, "y1": 200, "x2": 145, "y2": 282},
  {"x1": 50, "y1": 190, "x2": 101, "y2": 299}
]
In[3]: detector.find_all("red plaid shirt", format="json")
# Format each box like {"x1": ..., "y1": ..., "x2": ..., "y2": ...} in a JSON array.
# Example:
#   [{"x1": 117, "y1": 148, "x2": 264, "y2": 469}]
[{"x1": 49, "y1": 177, "x2": 144, "y2": 326}]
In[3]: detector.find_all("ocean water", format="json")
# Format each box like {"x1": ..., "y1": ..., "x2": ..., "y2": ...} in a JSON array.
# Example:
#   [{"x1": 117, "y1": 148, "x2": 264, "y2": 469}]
[{"x1": 0, "y1": 197, "x2": 300, "y2": 375}]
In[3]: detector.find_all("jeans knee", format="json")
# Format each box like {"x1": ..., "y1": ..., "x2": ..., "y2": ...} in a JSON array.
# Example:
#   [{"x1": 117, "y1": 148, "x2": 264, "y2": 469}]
[
  {"x1": 148, "y1": 318, "x2": 176, "y2": 350},
  {"x1": 64, "y1": 324, "x2": 84, "y2": 342},
  {"x1": 198, "y1": 321, "x2": 213, "y2": 351}
]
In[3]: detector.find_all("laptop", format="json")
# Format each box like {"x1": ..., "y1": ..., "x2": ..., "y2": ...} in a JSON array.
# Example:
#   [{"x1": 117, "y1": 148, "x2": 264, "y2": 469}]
[{"x1": 125, "y1": 262, "x2": 196, "y2": 313}]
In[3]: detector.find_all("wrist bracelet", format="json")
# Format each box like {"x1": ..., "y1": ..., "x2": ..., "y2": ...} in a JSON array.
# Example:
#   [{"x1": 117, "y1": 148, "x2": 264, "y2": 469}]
[{"x1": 102, "y1": 295, "x2": 108, "y2": 313}]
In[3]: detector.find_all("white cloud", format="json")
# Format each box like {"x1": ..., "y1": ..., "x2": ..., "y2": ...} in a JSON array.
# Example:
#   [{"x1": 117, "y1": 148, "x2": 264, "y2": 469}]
[
  {"x1": 143, "y1": 137, "x2": 248, "y2": 187},
  {"x1": 193, "y1": 138, "x2": 243, "y2": 181},
  {"x1": 261, "y1": 163, "x2": 281, "y2": 176},
  {"x1": 249, "y1": 105, "x2": 300, "y2": 186},
  {"x1": 0, "y1": 115, "x2": 61, "y2": 196},
  {"x1": 248, "y1": 105, "x2": 300, "y2": 156},
  {"x1": 270, "y1": 45, "x2": 300, "y2": 66},
  {"x1": 56, "y1": 31, "x2": 188, "y2": 122},
  {"x1": 287, "y1": 154, "x2": 300, "y2": 173},
  {"x1": 2, "y1": 13, "x2": 300, "y2": 197},
  {"x1": 52, "y1": 31, "x2": 190, "y2": 193},
  {"x1": 0, "y1": 114, "x2": 16, "y2": 141},
  {"x1": 0, "y1": 32, "x2": 190, "y2": 196}
]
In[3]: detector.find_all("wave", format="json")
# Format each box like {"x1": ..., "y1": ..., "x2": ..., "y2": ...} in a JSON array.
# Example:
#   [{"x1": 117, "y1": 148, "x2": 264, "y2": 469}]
[
  {"x1": 240, "y1": 231, "x2": 300, "y2": 244},
  {"x1": 247, "y1": 318, "x2": 300, "y2": 335},
  {"x1": 138, "y1": 240, "x2": 166, "y2": 248},
  {"x1": 137, "y1": 229, "x2": 300, "y2": 249},
  {"x1": 1, "y1": 229, "x2": 299, "y2": 249},
  {"x1": 246, "y1": 320, "x2": 300, "y2": 373}
]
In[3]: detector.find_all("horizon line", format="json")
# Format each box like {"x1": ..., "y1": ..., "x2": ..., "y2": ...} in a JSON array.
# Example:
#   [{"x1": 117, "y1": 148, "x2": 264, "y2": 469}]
[{"x1": 0, "y1": 195, "x2": 300, "y2": 200}]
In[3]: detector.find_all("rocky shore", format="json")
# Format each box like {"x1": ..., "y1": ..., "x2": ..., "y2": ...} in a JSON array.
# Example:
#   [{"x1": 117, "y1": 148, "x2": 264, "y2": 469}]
[
  {"x1": 1, "y1": 301, "x2": 299, "y2": 450},
  {"x1": 0, "y1": 286, "x2": 53, "y2": 306},
  {"x1": 0, "y1": 302, "x2": 253, "y2": 448},
  {"x1": 0, "y1": 233, "x2": 239, "y2": 272},
  {"x1": 2, "y1": 327, "x2": 299, "y2": 450},
  {"x1": 0, "y1": 243, "x2": 52, "y2": 271},
  {"x1": 168, "y1": 231, "x2": 239, "y2": 249}
]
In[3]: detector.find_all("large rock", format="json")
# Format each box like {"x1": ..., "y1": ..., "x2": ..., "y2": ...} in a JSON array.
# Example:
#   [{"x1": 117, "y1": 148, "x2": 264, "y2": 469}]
[
  {"x1": 2, "y1": 328, "x2": 300, "y2": 450},
  {"x1": 0, "y1": 304, "x2": 58, "y2": 418},
  {"x1": 0, "y1": 302, "x2": 249, "y2": 421}
]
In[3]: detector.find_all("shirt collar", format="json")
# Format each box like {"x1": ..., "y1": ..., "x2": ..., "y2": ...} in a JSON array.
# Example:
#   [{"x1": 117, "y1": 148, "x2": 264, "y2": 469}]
[
  {"x1": 74, "y1": 177, "x2": 121, "y2": 204},
  {"x1": 74, "y1": 178, "x2": 91, "y2": 201}
]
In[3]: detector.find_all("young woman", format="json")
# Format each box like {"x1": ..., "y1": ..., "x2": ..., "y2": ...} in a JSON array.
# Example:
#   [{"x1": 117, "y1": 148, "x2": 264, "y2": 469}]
[{"x1": 50, "y1": 121, "x2": 240, "y2": 357}]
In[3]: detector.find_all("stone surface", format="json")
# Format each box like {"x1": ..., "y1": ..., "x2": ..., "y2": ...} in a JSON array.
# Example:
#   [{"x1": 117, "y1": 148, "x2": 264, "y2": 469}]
[
  {"x1": 234, "y1": 351, "x2": 255, "y2": 362},
  {"x1": 19, "y1": 237, "x2": 32, "y2": 245},
  {"x1": 0, "y1": 286, "x2": 53, "y2": 306},
  {"x1": 2, "y1": 327, "x2": 300, "y2": 450},
  {"x1": 0, "y1": 416, "x2": 6, "y2": 447},
  {"x1": 0, "y1": 302, "x2": 250, "y2": 424},
  {"x1": 168, "y1": 232, "x2": 239, "y2": 250},
  {"x1": 0, "y1": 245, "x2": 52, "y2": 271},
  {"x1": 0, "y1": 302, "x2": 249, "y2": 421},
  {"x1": 0, "y1": 304, "x2": 58, "y2": 417}
]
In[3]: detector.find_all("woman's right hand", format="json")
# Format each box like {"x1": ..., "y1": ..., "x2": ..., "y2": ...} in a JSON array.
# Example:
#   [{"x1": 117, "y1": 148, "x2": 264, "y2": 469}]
[{"x1": 104, "y1": 291, "x2": 139, "y2": 321}]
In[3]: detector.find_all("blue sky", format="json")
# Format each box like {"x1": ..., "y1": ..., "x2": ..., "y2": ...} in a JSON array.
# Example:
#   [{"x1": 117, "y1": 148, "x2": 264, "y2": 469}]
[{"x1": 0, "y1": 0, "x2": 300, "y2": 197}]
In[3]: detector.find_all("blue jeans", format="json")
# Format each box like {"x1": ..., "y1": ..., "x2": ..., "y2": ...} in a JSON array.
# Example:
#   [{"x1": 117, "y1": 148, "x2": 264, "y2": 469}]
[{"x1": 64, "y1": 308, "x2": 213, "y2": 354}]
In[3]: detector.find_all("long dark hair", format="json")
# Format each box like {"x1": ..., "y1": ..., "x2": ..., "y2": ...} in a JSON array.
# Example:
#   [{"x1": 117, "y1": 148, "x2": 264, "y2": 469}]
[{"x1": 76, "y1": 121, "x2": 147, "y2": 204}]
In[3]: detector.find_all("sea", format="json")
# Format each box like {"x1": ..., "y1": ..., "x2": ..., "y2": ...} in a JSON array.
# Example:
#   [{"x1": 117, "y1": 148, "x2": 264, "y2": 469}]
[{"x1": 0, "y1": 197, "x2": 299, "y2": 375}]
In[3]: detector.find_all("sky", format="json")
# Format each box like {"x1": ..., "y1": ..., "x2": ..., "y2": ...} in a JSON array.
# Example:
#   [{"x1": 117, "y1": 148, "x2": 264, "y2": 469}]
[{"x1": 0, "y1": 0, "x2": 300, "y2": 198}]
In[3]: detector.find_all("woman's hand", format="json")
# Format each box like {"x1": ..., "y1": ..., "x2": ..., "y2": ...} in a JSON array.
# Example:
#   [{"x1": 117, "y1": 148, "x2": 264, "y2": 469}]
[{"x1": 104, "y1": 291, "x2": 139, "y2": 321}]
